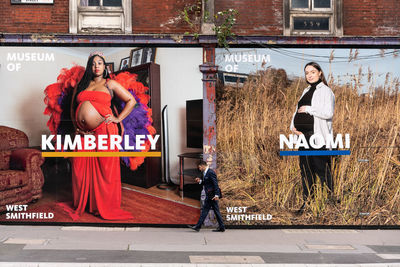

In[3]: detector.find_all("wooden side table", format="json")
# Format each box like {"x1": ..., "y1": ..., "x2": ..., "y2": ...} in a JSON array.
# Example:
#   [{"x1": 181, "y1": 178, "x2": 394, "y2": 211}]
[{"x1": 177, "y1": 152, "x2": 203, "y2": 198}]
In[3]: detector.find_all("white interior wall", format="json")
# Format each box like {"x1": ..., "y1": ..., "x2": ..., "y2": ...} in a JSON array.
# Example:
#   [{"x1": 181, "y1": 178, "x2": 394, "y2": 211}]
[
  {"x1": 156, "y1": 48, "x2": 203, "y2": 184},
  {"x1": 0, "y1": 47, "x2": 88, "y2": 146},
  {"x1": 105, "y1": 48, "x2": 133, "y2": 71}
]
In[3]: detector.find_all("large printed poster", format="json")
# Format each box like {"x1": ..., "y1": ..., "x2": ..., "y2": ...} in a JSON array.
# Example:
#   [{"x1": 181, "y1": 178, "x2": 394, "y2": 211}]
[
  {"x1": 0, "y1": 47, "x2": 204, "y2": 225},
  {"x1": 0, "y1": 46, "x2": 399, "y2": 226},
  {"x1": 216, "y1": 48, "x2": 400, "y2": 226}
]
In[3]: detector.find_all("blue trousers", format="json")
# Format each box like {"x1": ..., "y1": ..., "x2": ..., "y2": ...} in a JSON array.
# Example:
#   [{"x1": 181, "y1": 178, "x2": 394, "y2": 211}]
[{"x1": 195, "y1": 198, "x2": 225, "y2": 229}]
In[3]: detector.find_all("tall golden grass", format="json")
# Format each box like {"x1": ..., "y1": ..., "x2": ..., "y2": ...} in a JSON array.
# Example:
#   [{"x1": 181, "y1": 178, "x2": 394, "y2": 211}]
[{"x1": 216, "y1": 67, "x2": 400, "y2": 225}]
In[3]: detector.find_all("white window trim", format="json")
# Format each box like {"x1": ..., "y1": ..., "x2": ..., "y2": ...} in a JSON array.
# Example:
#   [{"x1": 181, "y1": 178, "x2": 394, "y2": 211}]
[
  {"x1": 291, "y1": 14, "x2": 333, "y2": 36},
  {"x1": 290, "y1": 0, "x2": 333, "y2": 12},
  {"x1": 69, "y1": 0, "x2": 132, "y2": 34},
  {"x1": 284, "y1": 0, "x2": 342, "y2": 36}
]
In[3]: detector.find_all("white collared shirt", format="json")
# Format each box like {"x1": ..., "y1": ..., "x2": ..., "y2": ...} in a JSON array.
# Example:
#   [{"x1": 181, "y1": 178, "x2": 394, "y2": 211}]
[{"x1": 203, "y1": 166, "x2": 209, "y2": 177}]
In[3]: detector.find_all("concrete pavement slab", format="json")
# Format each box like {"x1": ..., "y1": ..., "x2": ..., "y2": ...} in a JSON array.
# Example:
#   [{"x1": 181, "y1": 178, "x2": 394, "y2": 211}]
[
  {"x1": 283, "y1": 229, "x2": 400, "y2": 246},
  {"x1": 0, "y1": 264, "x2": 399, "y2": 267},
  {"x1": 0, "y1": 225, "x2": 64, "y2": 241},
  {"x1": 4, "y1": 238, "x2": 48, "y2": 245},
  {"x1": 126, "y1": 229, "x2": 304, "y2": 253},
  {"x1": 0, "y1": 226, "x2": 398, "y2": 254},
  {"x1": 300, "y1": 244, "x2": 376, "y2": 254},
  {"x1": 368, "y1": 246, "x2": 400, "y2": 253},
  {"x1": 1, "y1": 226, "x2": 400, "y2": 265},
  {"x1": 201, "y1": 231, "x2": 303, "y2": 253},
  {"x1": 21, "y1": 229, "x2": 136, "y2": 250},
  {"x1": 304, "y1": 244, "x2": 355, "y2": 250},
  {"x1": 23, "y1": 233, "x2": 132, "y2": 251},
  {"x1": 377, "y1": 254, "x2": 400, "y2": 260},
  {"x1": 189, "y1": 256, "x2": 265, "y2": 264},
  {"x1": 129, "y1": 231, "x2": 208, "y2": 251}
]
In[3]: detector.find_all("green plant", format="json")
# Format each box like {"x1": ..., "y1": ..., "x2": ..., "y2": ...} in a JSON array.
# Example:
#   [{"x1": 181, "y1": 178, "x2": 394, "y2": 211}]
[
  {"x1": 180, "y1": 2, "x2": 238, "y2": 48},
  {"x1": 181, "y1": 1, "x2": 202, "y2": 38},
  {"x1": 213, "y1": 9, "x2": 239, "y2": 48}
]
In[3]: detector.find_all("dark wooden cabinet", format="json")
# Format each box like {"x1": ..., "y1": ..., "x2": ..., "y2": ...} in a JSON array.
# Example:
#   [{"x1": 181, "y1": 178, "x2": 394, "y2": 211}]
[{"x1": 115, "y1": 62, "x2": 162, "y2": 188}]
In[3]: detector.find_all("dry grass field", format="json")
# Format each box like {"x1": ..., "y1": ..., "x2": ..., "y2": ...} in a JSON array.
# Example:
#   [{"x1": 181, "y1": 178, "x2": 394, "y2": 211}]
[{"x1": 216, "y1": 67, "x2": 400, "y2": 225}]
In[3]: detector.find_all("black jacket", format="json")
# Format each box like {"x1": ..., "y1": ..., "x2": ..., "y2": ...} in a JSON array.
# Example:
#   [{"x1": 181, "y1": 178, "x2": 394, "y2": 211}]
[{"x1": 201, "y1": 168, "x2": 222, "y2": 199}]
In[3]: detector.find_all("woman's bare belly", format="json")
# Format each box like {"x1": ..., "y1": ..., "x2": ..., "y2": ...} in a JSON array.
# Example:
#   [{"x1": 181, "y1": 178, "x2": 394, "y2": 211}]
[{"x1": 76, "y1": 101, "x2": 105, "y2": 131}]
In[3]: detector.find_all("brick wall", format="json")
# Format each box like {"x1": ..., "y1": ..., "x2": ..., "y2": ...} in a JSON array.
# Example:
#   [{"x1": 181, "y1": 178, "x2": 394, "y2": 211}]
[
  {"x1": 0, "y1": 0, "x2": 69, "y2": 33},
  {"x1": 0, "y1": 0, "x2": 399, "y2": 36},
  {"x1": 216, "y1": 0, "x2": 400, "y2": 36},
  {"x1": 215, "y1": 0, "x2": 283, "y2": 35},
  {"x1": 132, "y1": 0, "x2": 196, "y2": 33},
  {"x1": 0, "y1": 0, "x2": 194, "y2": 34},
  {"x1": 343, "y1": 0, "x2": 400, "y2": 36}
]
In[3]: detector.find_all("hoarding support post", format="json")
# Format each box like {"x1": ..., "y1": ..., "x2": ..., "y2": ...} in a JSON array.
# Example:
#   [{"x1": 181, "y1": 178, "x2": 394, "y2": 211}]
[{"x1": 199, "y1": 45, "x2": 218, "y2": 170}]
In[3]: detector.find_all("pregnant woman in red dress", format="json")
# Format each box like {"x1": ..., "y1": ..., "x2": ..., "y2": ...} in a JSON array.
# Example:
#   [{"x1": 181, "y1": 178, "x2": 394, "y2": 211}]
[{"x1": 68, "y1": 52, "x2": 136, "y2": 220}]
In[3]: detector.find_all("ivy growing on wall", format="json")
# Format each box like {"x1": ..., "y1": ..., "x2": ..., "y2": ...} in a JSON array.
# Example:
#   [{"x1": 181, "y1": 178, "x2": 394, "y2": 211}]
[
  {"x1": 180, "y1": 1, "x2": 238, "y2": 48},
  {"x1": 214, "y1": 9, "x2": 239, "y2": 48}
]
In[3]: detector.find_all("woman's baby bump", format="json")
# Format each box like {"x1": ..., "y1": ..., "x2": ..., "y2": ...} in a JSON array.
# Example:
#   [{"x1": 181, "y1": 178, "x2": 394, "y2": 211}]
[{"x1": 76, "y1": 101, "x2": 106, "y2": 131}]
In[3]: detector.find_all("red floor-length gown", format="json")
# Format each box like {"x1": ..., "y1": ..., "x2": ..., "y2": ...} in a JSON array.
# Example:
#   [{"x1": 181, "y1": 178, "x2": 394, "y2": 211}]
[{"x1": 61, "y1": 90, "x2": 133, "y2": 220}]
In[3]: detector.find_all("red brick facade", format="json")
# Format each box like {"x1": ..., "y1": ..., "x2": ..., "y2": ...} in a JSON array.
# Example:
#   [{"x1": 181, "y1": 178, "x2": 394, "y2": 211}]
[
  {"x1": 215, "y1": 0, "x2": 283, "y2": 35},
  {"x1": 343, "y1": 0, "x2": 400, "y2": 36},
  {"x1": 132, "y1": 0, "x2": 196, "y2": 33},
  {"x1": 0, "y1": 0, "x2": 399, "y2": 36},
  {"x1": 0, "y1": 0, "x2": 69, "y2": 33},
  {"x1": 216, "y1": 0, "x2": 400, "y2": 36}
]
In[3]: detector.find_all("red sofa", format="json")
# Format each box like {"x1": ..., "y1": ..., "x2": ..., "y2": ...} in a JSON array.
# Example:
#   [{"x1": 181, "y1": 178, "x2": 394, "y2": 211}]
[{"x1": 0, "y1": 126, "x2": 44, "y2": 212}]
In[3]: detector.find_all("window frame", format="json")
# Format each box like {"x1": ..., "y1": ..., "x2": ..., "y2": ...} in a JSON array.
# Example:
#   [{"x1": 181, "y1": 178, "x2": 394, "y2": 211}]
[
  {"x1": 284, "y1": 0, "x2": 342, "y2": 36},
  {"x1": 79, "y1": 0, "x2": 122, "y2": 7},
  {"x1": 69, "y1": 0, "x2": 132, "y2": 34},
  {"x1": 290, "y1": 0, "x2": 333, "y2": 12}
]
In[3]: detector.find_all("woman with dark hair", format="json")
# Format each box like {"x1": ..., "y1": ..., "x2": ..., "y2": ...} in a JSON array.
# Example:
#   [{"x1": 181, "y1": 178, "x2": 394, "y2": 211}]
[
  {"x1": 290, "y1": 62, "x2": 335, "y2": 214},
  {"x1": 68, "y1": 52, "x2": 136, "y2": 220}
]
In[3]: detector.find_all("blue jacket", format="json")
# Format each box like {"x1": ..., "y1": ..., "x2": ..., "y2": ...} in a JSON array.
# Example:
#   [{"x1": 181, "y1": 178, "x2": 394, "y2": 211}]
[{"x1": 201, "y1": 168, "x2": 222, "y2": 199}]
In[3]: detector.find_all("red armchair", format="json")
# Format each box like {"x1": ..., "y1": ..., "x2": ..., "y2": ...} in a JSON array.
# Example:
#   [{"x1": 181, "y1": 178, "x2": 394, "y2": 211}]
[{"x1": 0, "y1": 126, "x2": 44, "y2": 212}]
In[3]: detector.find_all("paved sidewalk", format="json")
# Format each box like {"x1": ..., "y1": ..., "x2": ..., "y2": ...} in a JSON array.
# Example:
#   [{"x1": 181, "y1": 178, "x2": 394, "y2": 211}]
[{"x1": 1, "y1": 225, "x2": 400, "y2": 266}]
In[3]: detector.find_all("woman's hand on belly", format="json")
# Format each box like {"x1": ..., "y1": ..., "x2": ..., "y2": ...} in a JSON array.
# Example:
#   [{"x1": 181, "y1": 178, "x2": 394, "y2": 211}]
[
  {"x1": 76, "y1": 101, "x2": 105, "y2": 131},
  {"x1": 104, "y1": 114, "x2": 120, "y2": 124},
  {"x1": 292, "y1": 127, "x2": 303, "y2": 136},
  {"x1": 298, "y1": 105, "x2": 309, "y2": 113}
]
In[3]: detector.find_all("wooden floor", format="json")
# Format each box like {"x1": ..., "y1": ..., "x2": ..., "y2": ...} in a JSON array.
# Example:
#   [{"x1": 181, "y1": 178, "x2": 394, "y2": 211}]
[
  {"x1": 39, "y1": 180, "x2": 200, "y2": 209},
  {"x1": 122, "y1": 183, "x2": 200, "y2": 208}
]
